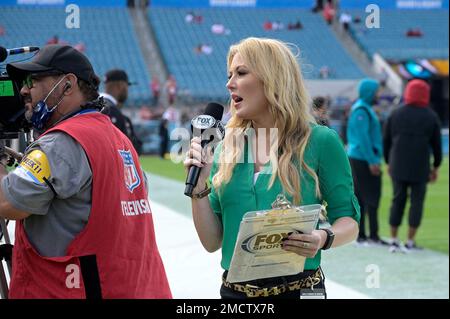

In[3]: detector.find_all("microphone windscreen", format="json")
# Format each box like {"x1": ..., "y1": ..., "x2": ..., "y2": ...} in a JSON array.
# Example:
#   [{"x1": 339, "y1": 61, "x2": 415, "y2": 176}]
[{"x1": 204, "y1": 102, "x2": 224, "y2": 121}]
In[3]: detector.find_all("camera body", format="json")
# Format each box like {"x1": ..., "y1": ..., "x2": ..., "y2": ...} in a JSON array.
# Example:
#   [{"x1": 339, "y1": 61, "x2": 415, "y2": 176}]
[{"x1": 0, "y1": 72, "x2": 30, "y2": 140}]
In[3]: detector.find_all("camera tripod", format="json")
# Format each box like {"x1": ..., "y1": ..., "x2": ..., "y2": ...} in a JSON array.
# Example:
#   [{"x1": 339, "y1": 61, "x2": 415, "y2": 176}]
[
  {"x1": 0, "y1": 145, "x2": 23, "y2": 299},
  {"x1": 0, "y1": 218, "x2": 12, "y2": 299}
]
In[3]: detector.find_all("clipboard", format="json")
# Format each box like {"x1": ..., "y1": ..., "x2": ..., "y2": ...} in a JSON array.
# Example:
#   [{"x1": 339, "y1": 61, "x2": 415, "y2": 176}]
[{"x1": 226, "y1": 195, "x2": 322, "y2": 283}]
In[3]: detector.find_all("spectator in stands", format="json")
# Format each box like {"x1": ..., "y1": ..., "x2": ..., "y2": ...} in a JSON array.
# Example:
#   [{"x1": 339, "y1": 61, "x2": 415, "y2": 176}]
[
  {"x1": 185, "y1": 37, "x2": 360, "y2": 299},
  {"x1": 0, "y1": 25, "x2": 5, "y2": 36},
  {"x1": 353, "y1": 16, "x2": 362, "y2": 24},
  {"x1": 165, "y1": 75, "x2": 177, "y2": 105},
  {"x1": 312, "y1": 0, "x2": 324, "y2": 12},
  {"x1": 263, "y1": 20, "x2": 273, "y2": 31},
  {"x1": 151, "y1": 76, "x2": 160, "y2": 106},
  {"x1": 194, "y1": 15, "x2": 203, "y2": 24},
  {"x1": 339, "y1": 12, "x2": 352, "y2": 31},
  {"x1": 272, "y1": 21, "x2": 285, "y2": 31},
  {"x1": 378, "y1": 69, "x2": 389, "y2": 88},
  {"x1": 46, "y1": 35, "x2": 59, "y2": 45},
  {"x1": 185, "y1": 11, "x2": 194, "y2": 23},
  {"x1": 319, "y1": 65, "x2": 331, "y2": 79},
  {"x1": 406, "y1": 28, "x2": 423, "y2": 37},
  {"x1": 194, "y1": 44, "x2": 213, "y2": 55},
  {"x1": 186, "y1": 12, "x2": 204, "y2": 24},
  {"x1": 100, "y1": 69, "x2": 143, "y2": 154},
  {"x1": 312, "y1": 96, "x2": 330, "y2": 127},
  {"x1": 139, "y1": 105, "x2": 152, "y2": 120},
  {"x1": 162, "y1": 105, "x2": 180, "y2": 123},
  {"x1": 383, "y1": 79, "x2": 442, "y2": 252},
  {"x1": 347, "y1": 78, "x2": 387, "y2": 246},
  {"x1": 323, "y1": 0, "x2": 336, "y2": 25},
  {"x1": 288, "y1": 20, "x2": 303, "y2": 30},
  {"x1": 211, "y1": 23, "x2": 230, "y2": 35}
]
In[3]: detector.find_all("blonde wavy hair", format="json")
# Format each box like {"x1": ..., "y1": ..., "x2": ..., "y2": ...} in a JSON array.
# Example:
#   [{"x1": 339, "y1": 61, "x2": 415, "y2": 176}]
[{"x1": 212, "y1": 37, "x2": 321, "y2": 205}]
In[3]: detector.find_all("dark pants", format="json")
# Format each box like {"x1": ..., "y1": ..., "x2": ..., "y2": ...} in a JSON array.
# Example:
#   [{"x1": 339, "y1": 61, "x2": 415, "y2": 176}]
[
  {"x1": 350, "y1": 158, "x2": 382, "y2": 240},
  {"x1": 160, "y1": 139, "x2": 168, "y2": 158},
  {"x1": 389, "y1": 180, "x2": 427, "y2": 228},
  {"x1": 220, "y1": 268, "x2": 326, "y2": 299}
]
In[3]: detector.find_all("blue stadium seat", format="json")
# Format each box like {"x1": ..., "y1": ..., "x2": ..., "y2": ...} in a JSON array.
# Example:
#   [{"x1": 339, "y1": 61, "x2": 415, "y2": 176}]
[
  {"x1": 148, "y1": 7, "x2": 365, "y2": 101},
  {"x1": 0, "y1": 6, "x2": 151, "y2": 106},
  {"x1": 344, "y1": 9, "x2": 449, "y2": 61}
]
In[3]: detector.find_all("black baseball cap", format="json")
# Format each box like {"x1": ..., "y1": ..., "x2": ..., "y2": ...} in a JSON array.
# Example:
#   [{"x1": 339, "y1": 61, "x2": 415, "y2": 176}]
[
  {"x1": 104, "y1": 69, "x2": 136, "y2": 85},
  {"x1": 6, "y1": 44, "x2": 99, "y2": 89}
]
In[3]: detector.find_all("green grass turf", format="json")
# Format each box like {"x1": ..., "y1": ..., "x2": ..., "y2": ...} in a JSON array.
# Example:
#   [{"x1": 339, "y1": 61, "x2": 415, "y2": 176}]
[{"x1": 140, "y1": 155, "x2": 449, "y2": 254}]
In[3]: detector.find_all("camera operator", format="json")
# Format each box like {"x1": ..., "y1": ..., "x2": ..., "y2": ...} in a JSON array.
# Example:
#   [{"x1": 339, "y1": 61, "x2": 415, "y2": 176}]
[{"x1": 0, "y1": 45, "x2": 171, "y2": 299}]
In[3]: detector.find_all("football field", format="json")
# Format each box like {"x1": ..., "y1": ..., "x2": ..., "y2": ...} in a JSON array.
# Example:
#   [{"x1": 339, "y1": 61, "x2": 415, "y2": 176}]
[
  {"x1": 139, "y1": 155, "x2": 449, "y2": 298},
  {"x1": 140, "y1": 155, "x2": 449, "y2": 254}
]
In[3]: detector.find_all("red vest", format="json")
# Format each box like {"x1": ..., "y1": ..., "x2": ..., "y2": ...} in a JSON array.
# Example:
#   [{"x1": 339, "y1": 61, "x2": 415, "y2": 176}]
[{"x1": 9, "y1": 112, "x2": 172, "y2": 299}]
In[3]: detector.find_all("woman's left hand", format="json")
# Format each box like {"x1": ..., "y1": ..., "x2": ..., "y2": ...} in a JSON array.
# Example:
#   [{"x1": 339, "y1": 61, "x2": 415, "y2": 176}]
[{"x1": 281, "y1": 230, "x2": 326, "y2": 258}]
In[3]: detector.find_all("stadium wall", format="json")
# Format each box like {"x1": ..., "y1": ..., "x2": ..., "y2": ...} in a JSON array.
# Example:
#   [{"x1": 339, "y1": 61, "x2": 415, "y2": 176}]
[
  {"x1": 306, "y1": 80, "x2": 361, "y2": 100},
  {"x1": 339, "y1": 0, "x2": 448, "y2": 9},
  {"x1": 0, "y1": 0, "x2": 126, "y2": 6},
  {"x1": 150, "y1": 0, "x2": 315, "y2": 8}
]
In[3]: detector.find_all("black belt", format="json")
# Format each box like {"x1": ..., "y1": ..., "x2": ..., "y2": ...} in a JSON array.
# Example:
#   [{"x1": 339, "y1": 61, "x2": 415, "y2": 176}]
[{"x1": 222, "y1": 268, "x2": 323, "y2": 298}]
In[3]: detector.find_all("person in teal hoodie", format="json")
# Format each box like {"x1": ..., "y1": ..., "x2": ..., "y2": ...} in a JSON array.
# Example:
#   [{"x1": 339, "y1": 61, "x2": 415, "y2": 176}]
[{"x1": 347, "y1": 78, "x2": 387, "y2": 246}]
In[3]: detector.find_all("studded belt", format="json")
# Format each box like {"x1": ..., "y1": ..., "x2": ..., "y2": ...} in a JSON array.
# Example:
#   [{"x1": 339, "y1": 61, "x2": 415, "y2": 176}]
[{"x1": 222, "y1": 268, "x2": 322, "y2": 298}]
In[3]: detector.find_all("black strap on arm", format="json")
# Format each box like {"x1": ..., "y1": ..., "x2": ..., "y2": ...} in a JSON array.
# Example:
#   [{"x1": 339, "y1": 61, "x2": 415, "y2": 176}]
[{"x1": 43, "y1": 177, "x2": 58, "y2": 197}]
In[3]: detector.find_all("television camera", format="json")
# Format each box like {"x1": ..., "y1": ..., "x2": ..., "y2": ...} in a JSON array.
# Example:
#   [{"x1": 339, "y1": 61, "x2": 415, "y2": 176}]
[{"x1": 0, "y1": 45, "x2": 36, "y2": 299}]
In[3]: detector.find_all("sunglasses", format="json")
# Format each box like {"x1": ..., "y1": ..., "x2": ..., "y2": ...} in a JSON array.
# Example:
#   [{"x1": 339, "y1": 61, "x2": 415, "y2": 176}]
[{"x1": 22, "y1": 71, "x2": 64, "y2": 89}]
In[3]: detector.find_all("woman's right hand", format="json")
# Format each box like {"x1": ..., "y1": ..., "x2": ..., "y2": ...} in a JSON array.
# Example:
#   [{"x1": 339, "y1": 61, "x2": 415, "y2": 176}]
[{"x1": 183, "y1": 137, "x2": 214, "y2": 193}]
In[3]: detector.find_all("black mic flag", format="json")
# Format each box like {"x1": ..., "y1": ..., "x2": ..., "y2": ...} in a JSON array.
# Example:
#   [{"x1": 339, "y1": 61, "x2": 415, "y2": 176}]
[{"x1": 184, "y1": 102, "x2": 224, "y2": 197}]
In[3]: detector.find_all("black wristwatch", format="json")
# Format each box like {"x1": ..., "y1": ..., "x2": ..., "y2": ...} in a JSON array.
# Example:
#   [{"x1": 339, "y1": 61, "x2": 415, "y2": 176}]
[{"x1": 321, "y1": 228, "x2": 335, "y2": 250}]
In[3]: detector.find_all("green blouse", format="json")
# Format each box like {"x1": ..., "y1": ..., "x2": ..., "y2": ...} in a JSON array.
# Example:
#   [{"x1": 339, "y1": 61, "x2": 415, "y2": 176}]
[{"x1": 208, "y1": 124, "x2": 360, "y2": 271}]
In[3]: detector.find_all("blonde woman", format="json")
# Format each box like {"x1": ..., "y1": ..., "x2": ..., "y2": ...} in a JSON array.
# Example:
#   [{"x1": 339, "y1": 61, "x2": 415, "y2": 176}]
[{"x1": 184, "y1": 37, "x2": 360, "y2": 299}]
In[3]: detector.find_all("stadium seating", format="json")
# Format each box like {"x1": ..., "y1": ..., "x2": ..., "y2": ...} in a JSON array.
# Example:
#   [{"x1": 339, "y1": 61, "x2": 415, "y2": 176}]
[
  {"x1": 0, "y1": 6, "x2": 150, "y2": 106},
  {"x1": 148, "y1": 7, "x2": 365, "y2": 101},
  {"x1": 345, "y1": 9, "x2": 449, "y2": 61}
]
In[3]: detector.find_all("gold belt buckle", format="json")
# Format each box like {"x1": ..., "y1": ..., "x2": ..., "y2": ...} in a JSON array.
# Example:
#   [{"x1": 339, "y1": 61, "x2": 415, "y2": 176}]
[
  {"x1": 244, "y1": 284, "x2": 260, "y2": 298},
  {"x1": 269, "y1": 285, "x2": 284, "y2": 296}
]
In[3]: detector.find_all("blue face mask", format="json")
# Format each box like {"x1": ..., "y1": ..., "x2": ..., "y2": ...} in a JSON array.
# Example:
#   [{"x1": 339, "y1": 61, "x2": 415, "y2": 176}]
[{"x1": 31, "y1": 76, "x2": 67, "y2": 131}]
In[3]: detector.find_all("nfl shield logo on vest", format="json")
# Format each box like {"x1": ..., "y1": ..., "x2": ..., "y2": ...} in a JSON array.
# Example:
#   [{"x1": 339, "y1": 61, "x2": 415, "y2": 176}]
[{"x1": 118, "y1": 150, "x2": 141, "y2": 193}]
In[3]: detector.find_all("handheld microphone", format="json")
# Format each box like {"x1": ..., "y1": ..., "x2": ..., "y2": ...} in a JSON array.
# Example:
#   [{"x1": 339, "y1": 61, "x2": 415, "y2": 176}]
[
  {"x1": 0, "y1": 46, "x2": 40, "y2": 62},
  {"x1": 184, "y1": 102, "x2": 225, "y2": 197}
]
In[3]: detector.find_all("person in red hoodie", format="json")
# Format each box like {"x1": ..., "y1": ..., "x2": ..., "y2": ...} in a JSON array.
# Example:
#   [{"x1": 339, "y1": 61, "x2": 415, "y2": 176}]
[
  {"x1": 323, "y1": 0, "x2": 336, "y2": 25},
  {"x1": 383, "y1": 79, "x2": 442, "y2": 253}
]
